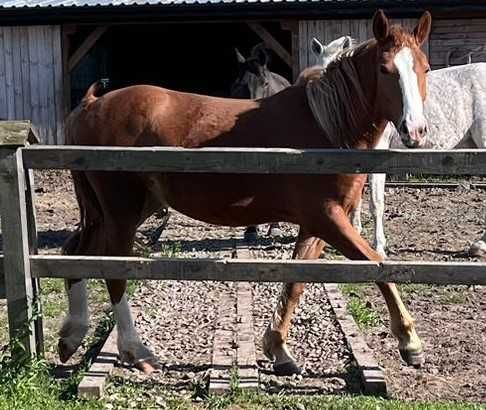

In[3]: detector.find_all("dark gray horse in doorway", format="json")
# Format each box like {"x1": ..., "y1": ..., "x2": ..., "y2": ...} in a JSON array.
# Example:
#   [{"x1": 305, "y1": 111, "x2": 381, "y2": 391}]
[{"x1": 231, "y1": 43, "x2": 291, "y2": 241}]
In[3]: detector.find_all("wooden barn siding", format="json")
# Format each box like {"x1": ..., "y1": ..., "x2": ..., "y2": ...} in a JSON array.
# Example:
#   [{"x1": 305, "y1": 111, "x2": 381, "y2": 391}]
[
  {"x1": 0, "y1": 25, "x2": 63, "y2": 144},
  {"x1": 429, "y1": 19, "x2": 486, "y2": 69},
  {"x1": 298, "y1": 19, "x2": 426, "y2": 70}
]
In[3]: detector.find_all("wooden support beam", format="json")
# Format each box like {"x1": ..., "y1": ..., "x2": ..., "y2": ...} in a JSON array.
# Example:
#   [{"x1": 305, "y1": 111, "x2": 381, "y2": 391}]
[
  {"x1": 21, "y1": 146, "x2": 486, "y2": 176},
  {"x1": 29, "y1": 255, "x2": 486, "y2": 285},
  {"x1": 68, "y1": 26, "x2": 107, "y2": 73},
  {"x1": 280, "y1": 21, "x2": 300, "y2": 80},
  {"x1": 247, "y1": 22, "x2": 292, "y2": 68}
]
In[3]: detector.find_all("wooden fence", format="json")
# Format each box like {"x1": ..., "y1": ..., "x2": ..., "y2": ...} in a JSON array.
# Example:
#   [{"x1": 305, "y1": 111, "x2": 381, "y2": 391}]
[{"x1": 1, "y1": 120, "x2": 486, "y2": 360}]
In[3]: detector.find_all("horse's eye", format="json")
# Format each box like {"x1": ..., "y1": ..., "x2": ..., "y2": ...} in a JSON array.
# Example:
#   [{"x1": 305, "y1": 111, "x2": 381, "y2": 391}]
[{"x1": 425, "y1": 66, "x2": 431, "y2": 73}]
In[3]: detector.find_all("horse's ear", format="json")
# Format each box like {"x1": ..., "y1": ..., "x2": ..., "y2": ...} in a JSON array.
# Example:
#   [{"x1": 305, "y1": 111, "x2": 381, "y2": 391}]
[
  {"x1": 311, "y1": 38, "x2": 324, "y2": 57},
  {"x1": 325, "y1": 36, "x2": 349, "y2": 54},
  {"x1": 235, "y1": 48, "x2": 246, "y2": 64},
  {"x1": 251, "y1": 43, "x2": 270, "y2": 66},
  {"x1": 373, "y1": 9, "x2": 390, "y2": 44},
  {"x1": 342, "y1": 36, "x2": 353, "y2": 49},
  {"x1": 413, "y1": 11, "x2": 432, "y2": 46}
]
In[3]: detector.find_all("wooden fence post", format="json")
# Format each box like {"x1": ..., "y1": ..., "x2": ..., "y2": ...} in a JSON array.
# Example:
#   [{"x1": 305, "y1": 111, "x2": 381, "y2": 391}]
[{"x1": 0, "y1": 121, "x2": 41, "y2": 359}]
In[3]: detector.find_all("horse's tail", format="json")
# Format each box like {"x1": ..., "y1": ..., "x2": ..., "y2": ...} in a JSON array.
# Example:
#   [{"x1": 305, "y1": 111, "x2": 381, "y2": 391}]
[
  {"x1": 81, "y1": 78, "x2": 110, "y2": 110},
  {"x1": 62, "y1": 170, "x2": 104, "y2": 255}
]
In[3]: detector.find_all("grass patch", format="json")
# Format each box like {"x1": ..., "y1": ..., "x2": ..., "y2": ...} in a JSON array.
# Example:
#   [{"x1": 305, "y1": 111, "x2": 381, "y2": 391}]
[
  {"x1": 339, "y1": 284, "x2": 381, "y2": 330},
  {"x1": 204, "y1": 390, "x2": 486, "y2": 410}
]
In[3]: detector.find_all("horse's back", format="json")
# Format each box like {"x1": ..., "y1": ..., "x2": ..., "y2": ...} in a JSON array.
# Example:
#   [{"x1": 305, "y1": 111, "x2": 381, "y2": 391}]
[{"x1": 65, "y1": 84, "x2": 258, "y2": 148}]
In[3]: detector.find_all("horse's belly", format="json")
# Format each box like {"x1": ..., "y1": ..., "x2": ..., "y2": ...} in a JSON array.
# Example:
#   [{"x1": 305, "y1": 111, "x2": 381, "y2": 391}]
[{"x1": 163, "y1": 173, "x2": 297, "y2": 226}]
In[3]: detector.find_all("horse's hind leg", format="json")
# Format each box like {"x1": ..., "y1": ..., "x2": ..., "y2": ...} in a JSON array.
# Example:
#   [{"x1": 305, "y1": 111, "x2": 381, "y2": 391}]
[
  {"x1": 106, "y1": 279, "x2": 158, "y2": 373},
  {"x1": 58, "y1": 231, "x2": 89, "y2": 362},
  {"x1": 317, "y1": 203, "x2": 423, "y2": 366},
  {"x1": 262, "y1": 230, "x2": 325, "y2": 375},
  {"x1": 58, "y1": 278, "x2": 89, "y2": 362}
]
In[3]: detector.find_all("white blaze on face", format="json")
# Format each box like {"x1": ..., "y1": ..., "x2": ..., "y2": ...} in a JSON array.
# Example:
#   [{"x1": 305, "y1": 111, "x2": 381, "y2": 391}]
[{"x1": 393, "y1": 47, "x2": 427, "y2": 145}]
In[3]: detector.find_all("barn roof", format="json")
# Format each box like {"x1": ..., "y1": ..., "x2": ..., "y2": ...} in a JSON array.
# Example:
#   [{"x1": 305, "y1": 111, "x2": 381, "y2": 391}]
[
  {"x1": 0, "y1": 0, "x2": 477, "y2": 7},
  {"x1": 0, "y1": 0, "x2": 483, "y2": 24}
]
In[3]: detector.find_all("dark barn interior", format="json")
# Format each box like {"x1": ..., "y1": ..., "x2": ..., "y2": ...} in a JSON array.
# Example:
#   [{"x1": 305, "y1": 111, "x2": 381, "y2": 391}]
[{"x1": 70, "y1": 22, "x2": 292, "y2": 108}]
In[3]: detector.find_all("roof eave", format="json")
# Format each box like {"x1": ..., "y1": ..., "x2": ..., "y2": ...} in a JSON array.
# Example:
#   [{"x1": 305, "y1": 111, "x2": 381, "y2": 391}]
[{"x1": 0, "y1": 0, "x2": 485, "y2": 25}]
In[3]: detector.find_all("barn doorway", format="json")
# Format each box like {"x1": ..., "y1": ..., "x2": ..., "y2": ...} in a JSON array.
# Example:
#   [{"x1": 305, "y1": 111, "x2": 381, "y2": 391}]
[{"x1": 70, "y1": 22, "x2": 292, "y2": 108}]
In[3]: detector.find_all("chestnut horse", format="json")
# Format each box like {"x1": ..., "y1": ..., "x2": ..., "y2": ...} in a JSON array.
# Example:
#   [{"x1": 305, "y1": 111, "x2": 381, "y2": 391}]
[{"x1": 60, "y1": 10, "x2": 431, "y2": 376}]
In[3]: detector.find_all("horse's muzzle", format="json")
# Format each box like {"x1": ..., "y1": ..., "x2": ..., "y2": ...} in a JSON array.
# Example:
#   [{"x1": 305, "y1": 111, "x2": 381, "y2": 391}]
[{"x1": 399, "y1": 120, "x2": 428, "y2": 148}]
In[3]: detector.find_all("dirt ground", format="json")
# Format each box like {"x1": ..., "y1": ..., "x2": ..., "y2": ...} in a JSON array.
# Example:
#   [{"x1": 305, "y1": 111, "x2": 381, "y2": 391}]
[{"x1": 3, "y1": 170, "x2": 485, "y2": 403}]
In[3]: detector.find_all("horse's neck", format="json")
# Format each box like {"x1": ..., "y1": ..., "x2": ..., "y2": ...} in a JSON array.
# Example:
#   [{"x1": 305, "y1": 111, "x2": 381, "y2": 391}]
[{"x1": 306, "y1": 46, "x2": 385, "y2": 149}]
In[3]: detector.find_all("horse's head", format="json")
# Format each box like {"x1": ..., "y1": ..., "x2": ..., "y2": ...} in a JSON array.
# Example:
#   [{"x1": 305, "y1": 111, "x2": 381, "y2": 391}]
[
  {"x1": 311, "y1": 36, "x2": 354, "y2": 68},
  {"x1": 373, "y1": 9, "x2": 431, "y2": 148},
  {"x1": 231, "y1": 43, "x2": 273, "y2": 99}
]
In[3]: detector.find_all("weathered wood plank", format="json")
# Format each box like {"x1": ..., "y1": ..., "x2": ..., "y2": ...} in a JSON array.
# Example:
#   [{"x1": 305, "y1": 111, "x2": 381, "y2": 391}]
[
  {"x1": 4, "y1": 27, "x2": 15, "y2": 119},
  {"x1": 78, "y1": 325, "x2": 118, "y2": 398},
  {"x1": 21, "y1": 146, "x2": 486, "y2": 176},
  {"x1": 0, "y1": 262, "x2": 5, "y2": 299},
  {"x1": 29, "y1": 256, "x2": 486, "y2": 285},
  {"x1": 20, "y1": 27, "x2": 32, "y2": 124},
  {"x1": 0, "y1": 148, "x2": 37, "y2": 358},
  {"x1": 25, "y1": 169, "x2": 44, "y2": 355},
  {"x1": 0, "y1": 28, "x2": 7, "y2": 119},
  {"x1": 28, "y1": 27, "x2": 41, "y2": 141},
  {"x1": 61, "y1": 26, "x2": 72, "y2": 118},
  {"x1": 11, "y1": 28, "x2": 23, "y2": 120},
  {"x1": 38, "y1": 27, "x2": 49, "y2": 144},
  {"x1": 325, "y1": 284, "x2": 386, "y2": 396},
  {"x1": 51, "y1": 26, "x2": 64, "y2": 144},
  {"x1": 0, "y1": 121, "x2": 32, "y2": 146}
]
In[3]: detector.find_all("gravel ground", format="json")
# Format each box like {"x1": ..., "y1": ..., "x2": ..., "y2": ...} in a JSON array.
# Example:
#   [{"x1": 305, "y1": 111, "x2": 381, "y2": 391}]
[{"x1": 1, "y1": 170, "x2": 485, "y2": 402}]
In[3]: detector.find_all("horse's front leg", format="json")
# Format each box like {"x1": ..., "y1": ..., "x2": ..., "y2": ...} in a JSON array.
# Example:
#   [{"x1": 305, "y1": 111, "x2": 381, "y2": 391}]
[
  {"x1": 369, "y1": 172, "x2": 387, "y2": 257},
  {"x1": 350, "y1": 197, "x2": 363, "y2": 234},
  {"x1": 317, "y1": 203, "x2": 423, "y2": 367},
  {"x1": 106, "y1": 279, "x2": 159, "y2": 374},
  {"x1": 262, "y1": 231, "x2": 325, "y2": 376}
]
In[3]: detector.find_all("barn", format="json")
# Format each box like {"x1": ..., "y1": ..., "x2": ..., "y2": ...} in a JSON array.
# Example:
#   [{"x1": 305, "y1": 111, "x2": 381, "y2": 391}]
[{"x1": 0, "y1": 0, "x2": 484, "y2": 144}]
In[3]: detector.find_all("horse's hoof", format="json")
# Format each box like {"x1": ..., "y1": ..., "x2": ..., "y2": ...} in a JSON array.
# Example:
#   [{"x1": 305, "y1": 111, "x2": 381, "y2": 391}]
[
  {"x1": 134, "y1": 357, "x2": 161, "y2": 375},
  {"x1": 268, "y1": 227, "x2": 284, "y2": 237},
  {"x1": 244, "y1": 231, "x2": 258, "y2": 243},
  {"x1": 469, "y1": 240, "x2": 486, "y2": 257},
  {"x1": 273, "y1": 361, "x2": 302, "y2": 376},
  {"x1": 399, "y1": 349, "x2": 424, "y2": 368},
  {"x1": 58, "y1": 339, "x2": 76, "y2": 363}
]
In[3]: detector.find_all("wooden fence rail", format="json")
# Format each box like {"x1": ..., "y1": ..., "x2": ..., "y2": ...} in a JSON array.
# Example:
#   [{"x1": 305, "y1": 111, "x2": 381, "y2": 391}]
[
  {"x1": 21, "y1": 145, "x2": 486, "y2": 175},
  {"x1": 1, "y1": 120, "x2": 486, "y2": 361}
]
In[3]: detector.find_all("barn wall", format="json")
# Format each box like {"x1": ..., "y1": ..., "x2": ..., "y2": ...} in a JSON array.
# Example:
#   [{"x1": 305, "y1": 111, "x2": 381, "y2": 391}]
[
  {"x1": 429, "y1": 19, "x2": 486, "y2": 69},
  {"x1": 0, "y1": 25, "x2": 63, "y2": 144},
  {"x1": 298, "y1": 19, "x2": 427, "y2": 71}
]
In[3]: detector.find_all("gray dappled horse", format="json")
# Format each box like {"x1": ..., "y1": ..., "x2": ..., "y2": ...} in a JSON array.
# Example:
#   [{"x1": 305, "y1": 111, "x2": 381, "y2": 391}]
[
  {"x1": 230, "y1": 43, "x2": 291, "y2": 241},
  {"x1": 349, "y1": 62, "x2": 486, "y2": 257}
]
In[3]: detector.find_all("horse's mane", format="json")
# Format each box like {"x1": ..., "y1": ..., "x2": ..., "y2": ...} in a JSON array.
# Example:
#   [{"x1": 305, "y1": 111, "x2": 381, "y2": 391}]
[{"x1": 306, "y1": 39, "x2": 376, "y2": 148}]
